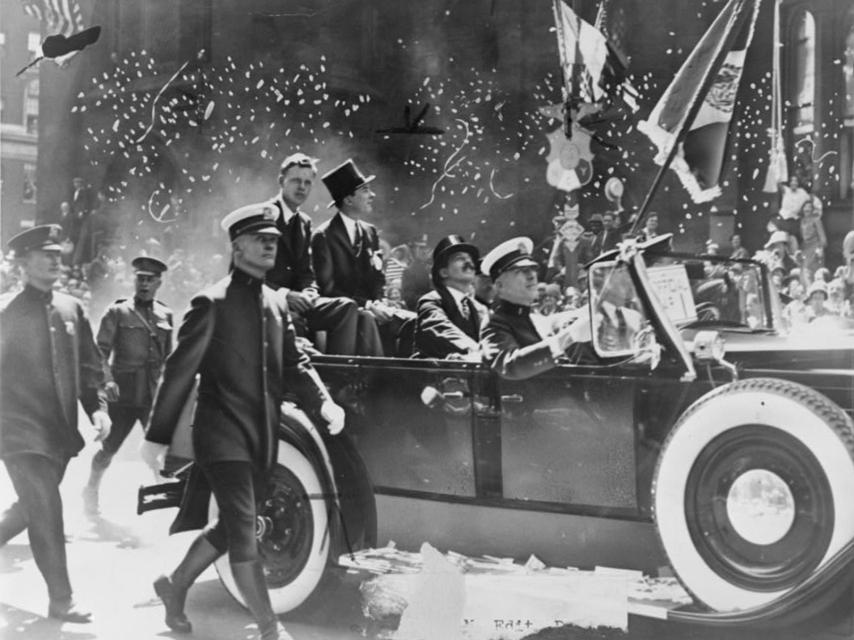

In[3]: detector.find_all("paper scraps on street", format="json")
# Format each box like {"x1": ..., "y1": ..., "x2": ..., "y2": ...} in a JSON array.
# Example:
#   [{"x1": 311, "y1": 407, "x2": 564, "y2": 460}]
[{"x1": 339, "y1": 542, "x2": 692, "y2": 639}]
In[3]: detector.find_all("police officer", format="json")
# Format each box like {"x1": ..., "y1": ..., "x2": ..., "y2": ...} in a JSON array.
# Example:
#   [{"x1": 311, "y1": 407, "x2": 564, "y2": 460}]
[
  {"x1": 480, "y1": 237, "x2": 591, "y2": 380},
  {"x1": 0, "y1": 225, "x2": 111, "y2": 622},
  {"x1": 82, "y1": 256, "x2": 173, "y2": 515},
  {"x1": 141, "y1": 203, "x2": 345, "y2": 640}
]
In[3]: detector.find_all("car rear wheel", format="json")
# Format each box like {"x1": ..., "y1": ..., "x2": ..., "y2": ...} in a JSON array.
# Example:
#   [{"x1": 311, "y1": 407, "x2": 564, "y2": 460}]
[
  {"x1": 209, "y1": 442, "x2": 330, "y2": 614},
  {"x1": 653, "y1": 378, "x2": 854, "y2": 613}
]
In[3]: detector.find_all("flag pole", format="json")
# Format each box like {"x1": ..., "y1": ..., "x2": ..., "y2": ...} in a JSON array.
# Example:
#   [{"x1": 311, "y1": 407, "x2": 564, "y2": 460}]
[{"x1": 629, "y1": 0, "x2": 754, "y2": 236}]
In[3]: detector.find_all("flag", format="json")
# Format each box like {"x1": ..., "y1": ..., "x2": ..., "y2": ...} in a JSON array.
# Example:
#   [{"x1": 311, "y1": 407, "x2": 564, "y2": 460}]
[
  {"x1": 21, "y1": 0, "x2": 85, "y2": 64},
  {"x1": 637, "y1": 0, "x2": 762, "y2": 203},
  {"x1": 551, "y1": 0, "x2": 638, "y2": 112}
]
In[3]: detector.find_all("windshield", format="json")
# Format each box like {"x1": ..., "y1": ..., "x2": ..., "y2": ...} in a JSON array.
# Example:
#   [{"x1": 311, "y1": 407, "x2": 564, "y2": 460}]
[{"x1": 643, "y1": 253, "x2": 772, "y2": 330}]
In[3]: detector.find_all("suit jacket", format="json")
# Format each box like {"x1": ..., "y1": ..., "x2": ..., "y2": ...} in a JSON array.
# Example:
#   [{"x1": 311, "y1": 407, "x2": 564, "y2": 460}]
[
  {"x1": 146, "y1": 269, "x2": 330, "y2": 470},
  {"x1": 265, "y1": 196, "x2": 318, "y2": 292},
  {"x1": 480, "y1": 299, "x2": 560, "y2": 380},
  {"x1": 0, "y1": 286, "x2": 107, "y2": 460},
  {"x1": 97, "y1": 297, "x2": 173, "y2": 407},
  {"x1": 592, "y1": 228, "x2": 621, "y2": 256},
  {"x1": 311, "y1": 212, "x2": 385, "y2": 306},
  {"x1": 413, "y1": 286, "x2": 487, "y2": 359}
]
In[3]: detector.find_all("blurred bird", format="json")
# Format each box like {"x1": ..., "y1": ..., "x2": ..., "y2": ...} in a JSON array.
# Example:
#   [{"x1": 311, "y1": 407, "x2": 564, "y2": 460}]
[{"x1": 16, "y1": 26, "x2": 101, "y2": 76}]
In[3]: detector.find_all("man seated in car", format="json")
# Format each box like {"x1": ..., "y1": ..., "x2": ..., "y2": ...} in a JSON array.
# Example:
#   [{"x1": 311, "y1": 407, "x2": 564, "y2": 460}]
[
  {"x1": 480, "y1": 237, "x2": 591, "y2": 380},
  {"x1": 589, "y1": 266, "x2": 645, "y2": 353},
  {"x1": 413, "y1": 235, "x2": 487, "y2": 360}
]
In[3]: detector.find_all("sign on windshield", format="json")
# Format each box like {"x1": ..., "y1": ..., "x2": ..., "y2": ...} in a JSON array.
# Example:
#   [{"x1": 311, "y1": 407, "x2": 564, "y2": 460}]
[{"x1": 646, "y1": 264, "x2": 698, "y2": 325}]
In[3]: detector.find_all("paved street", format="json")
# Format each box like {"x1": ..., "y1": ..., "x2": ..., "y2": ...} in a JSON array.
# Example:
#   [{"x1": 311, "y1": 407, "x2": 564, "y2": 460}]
[
  {"x1": 1, "y1": 428, "x2": 852, "y2": 640},
  {"x1": 0, "y1": 429, "x2": 368, "y2": 640}
]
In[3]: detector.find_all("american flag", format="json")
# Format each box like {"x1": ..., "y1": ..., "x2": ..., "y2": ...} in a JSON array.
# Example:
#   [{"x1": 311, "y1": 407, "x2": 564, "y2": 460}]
[{"x1": 21, "y1": 0, "x2": 84, "y2": 37}]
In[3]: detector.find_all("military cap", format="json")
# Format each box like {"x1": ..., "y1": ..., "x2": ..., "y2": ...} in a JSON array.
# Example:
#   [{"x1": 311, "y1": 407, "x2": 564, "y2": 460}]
[
  {"x1": 7, "y1": 224, "x2": 63, "y2": 254},
  {"x1": 321, "y1": 159, "x2": 375, "y2": 208},
  {"x1": 480, "y1": 236, "x2": 538, "y2": 281},
  {"x1": 131, "y1": 256, "x2": 168, "y2": 275},
  {"x1": 220, "y1": 202, "x2": 282, "y2": 240}
]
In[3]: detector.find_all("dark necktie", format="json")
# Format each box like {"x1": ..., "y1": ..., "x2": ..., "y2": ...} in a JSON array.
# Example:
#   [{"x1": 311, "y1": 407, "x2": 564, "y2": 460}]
[{"x1": 353, "y1": 223, "x2": 363, "y2": 254}]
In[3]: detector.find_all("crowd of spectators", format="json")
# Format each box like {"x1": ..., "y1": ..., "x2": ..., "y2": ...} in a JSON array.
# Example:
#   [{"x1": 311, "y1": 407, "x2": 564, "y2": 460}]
[{"x1": 4, "y1": 173, "x2": 852, "y2": 340}]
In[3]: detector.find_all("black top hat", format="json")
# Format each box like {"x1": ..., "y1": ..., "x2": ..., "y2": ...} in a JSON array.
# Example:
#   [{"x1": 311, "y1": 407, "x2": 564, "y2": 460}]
[
  {"x1": 321, "y1": 159, "x2": 375, "y2": 208},
  {"x1": 431, "y1": 235, "x2": 480, "y2": 287},
  {"x1": 7, "y1": 224, "x2": 63, "y2": 255},
  {"x1": 132, "y1": 256, "x2": 168, "y2": 275}
]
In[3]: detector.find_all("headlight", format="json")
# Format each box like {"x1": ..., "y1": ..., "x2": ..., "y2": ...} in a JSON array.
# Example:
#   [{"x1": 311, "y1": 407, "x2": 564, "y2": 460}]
[{"x1": 693, "y1": 330, "x2": 726, "y2": 362}]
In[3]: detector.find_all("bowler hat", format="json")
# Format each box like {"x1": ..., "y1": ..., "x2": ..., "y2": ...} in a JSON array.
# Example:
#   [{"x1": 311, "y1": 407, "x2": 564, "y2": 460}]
[
  {"x1": 321, "y1": 159, "x2": 375, "y2": 208},
  {"x1": 480, "y1": 237, "x2": 538, "y2": 281},
  {"x1": 7, "y1": 224, "x2": 63, "y2": 255},
  {"x1": 220, "y1": 202, "x2": 282, "y2": 240},
  {"x1": 132, "y1": 256, "x2": 168, "y2": 275},
  {"x1": 430, "y1": 235, "x2": 479, "y2": 286}
]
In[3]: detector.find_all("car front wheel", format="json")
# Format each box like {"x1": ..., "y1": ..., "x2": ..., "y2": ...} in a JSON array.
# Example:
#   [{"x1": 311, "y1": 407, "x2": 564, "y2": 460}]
[
  {"x1": 653, "y1": 378, "x2": 854, "y2": 613},
  {"x1": 209, "y1": 441, "x2": 331, "y2": 614}
]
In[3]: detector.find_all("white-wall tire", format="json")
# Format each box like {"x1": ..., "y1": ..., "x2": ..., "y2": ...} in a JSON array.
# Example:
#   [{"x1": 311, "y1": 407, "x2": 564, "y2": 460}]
[
  {"x1": 653, "y1": 378, "x2": 854, "y2": 612},
  {"x1": 209, "y1": 442, "x2": 331, "y2": 614}
]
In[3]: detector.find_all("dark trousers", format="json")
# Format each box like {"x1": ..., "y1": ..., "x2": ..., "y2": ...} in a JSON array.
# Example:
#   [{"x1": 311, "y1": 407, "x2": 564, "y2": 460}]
[
  {"x1": 1, "y1": 454, "x2": 72, "y2": 602},
  {"x1": 92, "y1": 404, "x2": 148, "y2": 468},
  {"x1": 304, "y1": 296, "x2": 359, "y2": 355},
  {"x1": 200, "y1": 461, "x2": 266, "y2": 563}
]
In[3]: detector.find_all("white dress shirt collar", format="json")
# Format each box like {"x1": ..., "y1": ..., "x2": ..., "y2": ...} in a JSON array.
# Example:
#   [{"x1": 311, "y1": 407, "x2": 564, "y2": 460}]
[{"x1": 338, "y1": 212, "x2": 359, "y2": 244}]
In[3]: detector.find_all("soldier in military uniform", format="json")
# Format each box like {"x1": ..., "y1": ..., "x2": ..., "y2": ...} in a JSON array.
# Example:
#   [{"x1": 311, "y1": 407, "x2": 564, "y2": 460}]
[
  {"x1": 480, "y1": 237, "x2": 591, "y2": 380},
  {"x1": 0, "y1": 225, "x2": 111, "y2": 622},
  {"x1": 82, "y1": 256, "x2": 173, "y2": 515}
]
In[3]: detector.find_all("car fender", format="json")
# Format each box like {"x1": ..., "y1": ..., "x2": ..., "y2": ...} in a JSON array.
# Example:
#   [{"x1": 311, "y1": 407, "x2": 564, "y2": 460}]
[{"x1": 278, "y1": 402, "x2": 377, "y2": 559}]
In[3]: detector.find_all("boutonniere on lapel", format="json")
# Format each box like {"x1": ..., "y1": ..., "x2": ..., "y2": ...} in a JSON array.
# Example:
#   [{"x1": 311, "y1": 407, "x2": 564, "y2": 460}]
[
  {"x1": 370, "y1": 249, "x2": 384, "y2": 271},
  {"x1": 65, "y1": 321, "x2": 76, "y2": 336}
]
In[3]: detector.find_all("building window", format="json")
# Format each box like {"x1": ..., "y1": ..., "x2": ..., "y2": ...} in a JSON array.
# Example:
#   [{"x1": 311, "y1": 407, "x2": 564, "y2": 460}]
[
  {"x1": 24, "y1": 77, "x2": 39, "y2": 134},
  {"x1": 789, "y1": 11, "x2": 815, "y2": 135},
  {"x1": 23, "y1": 163, "x2": 37, "y2": 203},
  {"x1": 27, "y1": 32, "x2": 41, "y2": 56}
]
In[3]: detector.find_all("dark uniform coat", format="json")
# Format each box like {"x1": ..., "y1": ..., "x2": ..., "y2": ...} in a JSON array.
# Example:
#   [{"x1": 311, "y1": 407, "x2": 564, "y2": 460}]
[
  {"x1": 97, "y1": 298, "x2": 173, "y2": 407},
  {"x1": 311, "y1": 212, "x2": 385, "y2": 306},
  {"x1": 413, "y1": 286, "x2": 488, "y2": 359},
  {"x1": 265, "y1": 196, "x2": 318, "y2": 292},
  {"x1": 146, "y1": 269, "x2": 330, "y2": 470},
  {"x1": 0, "y1": 286, "x2": 107, "y2": 460},
  {"x1": 480, "y1": 299, "x2": 560, "y2": 380}
]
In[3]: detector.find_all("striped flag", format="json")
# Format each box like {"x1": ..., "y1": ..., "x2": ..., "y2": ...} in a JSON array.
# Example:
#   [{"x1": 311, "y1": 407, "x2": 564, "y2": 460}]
[
  {"x1": 21, "y1": 0, "x2": 85, "y2": 64},
  {"x1": 637, "y1": 0, "x2": 762, "y2": 203},
  {"x1": 552, "y1": 0, "x2": 638, "y2": 112}
]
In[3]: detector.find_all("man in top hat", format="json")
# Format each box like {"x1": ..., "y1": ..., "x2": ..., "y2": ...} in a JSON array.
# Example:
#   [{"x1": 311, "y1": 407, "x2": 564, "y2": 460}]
[
  {"x1": 480, "y1": 237, "x2": 591, "y2": 380},
  {"x1": 264, "y1": 152, "x2": 360, "y2": 355},
  {"x1": 82, "y1": 256, "x2": 173, "y2": 515},
  {"x1": 311, "y1": 159, "x2": 391, "y2": 355},
  {"x1": 0, "y1": 225, "x2": 111, "y2": 622},
  {"x1": 413, "y1": 235, "x2": 488, "y2": 360},
  {"x1": 140, "y1": 202, "x2": 344, "y2": 640}
]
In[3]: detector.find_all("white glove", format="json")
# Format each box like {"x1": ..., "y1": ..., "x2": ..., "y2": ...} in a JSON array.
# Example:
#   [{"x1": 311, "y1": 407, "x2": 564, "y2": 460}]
[
  {"x1": 139, "y1": 440, "x2": 169, "y2": 473},
  {"x1": 320, "y1": 400, "x2": 346, "y2": 435},
  {"x1": 556, "y1": 313, "x2": 593, "y2": 351},
  {"x1": 92, "y1": 410, "x2": 112, "y2": 442}
]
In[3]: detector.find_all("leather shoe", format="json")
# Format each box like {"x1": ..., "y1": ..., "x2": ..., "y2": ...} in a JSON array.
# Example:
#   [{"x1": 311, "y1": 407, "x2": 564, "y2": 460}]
[
  {"x1": 47, "y1": 600, "x2": 92, "y2": 623},
  {"x1": 153, "y1": 575, "x2": 192, "y2": 633}
]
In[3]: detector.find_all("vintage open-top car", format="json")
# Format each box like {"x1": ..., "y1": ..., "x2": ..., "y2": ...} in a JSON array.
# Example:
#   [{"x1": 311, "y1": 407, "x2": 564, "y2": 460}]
[{"x1": 142, "y1": 236, "x2": 854, "y2": 629}]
